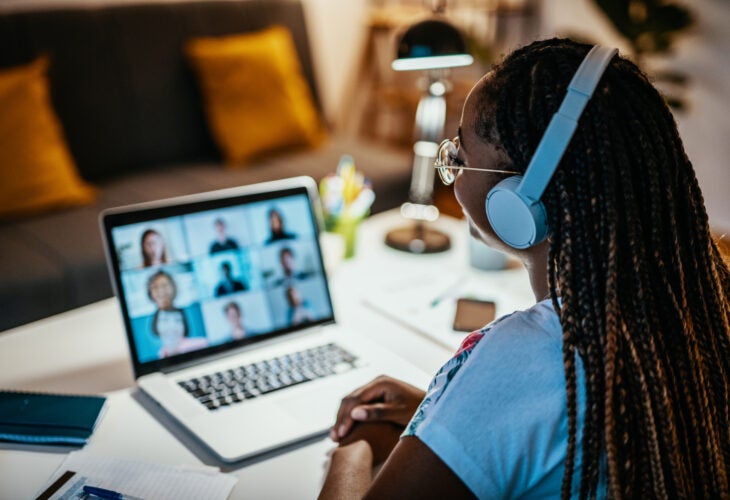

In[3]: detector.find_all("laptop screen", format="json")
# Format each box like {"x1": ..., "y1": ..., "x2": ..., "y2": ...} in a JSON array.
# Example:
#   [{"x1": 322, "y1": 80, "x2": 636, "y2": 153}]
[{"x1": 101, "y1": 180, "x2": 335, "y2": 377}]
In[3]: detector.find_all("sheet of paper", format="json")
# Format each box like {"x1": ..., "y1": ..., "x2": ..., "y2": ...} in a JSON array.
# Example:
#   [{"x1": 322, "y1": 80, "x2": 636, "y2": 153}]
[
  {"x1": 362, "y1": 266, "x2": 535, "y2": 351},
  {"x1": 37, "y1": 451, "x2": 237, "y2": 500}
]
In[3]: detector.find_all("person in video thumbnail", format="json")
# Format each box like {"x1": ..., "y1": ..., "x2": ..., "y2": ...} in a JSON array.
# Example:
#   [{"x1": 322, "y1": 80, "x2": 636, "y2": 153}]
[
  {"x1": 146, "y1": 270, "x2": 207, "y2": 358},
  {"x1": 273, "y1": 247, "x2": 314, "y2": 287},
  {"x1": 285, "y1": 286, "x2": 314, "y2": 326},
  {"x1": 151, "y1": 308, "x2": 207, "y2": 358},
  {"x1": 223, "y1": 301, "x2": 246, "y2": 340},
  {"x1": 147, "y1": 270, "x2": 177, "y2": 310},
  {"x1": 265, "y1": 208, "x2": 296, "y2": 244},
  {"x1": 214, "y1": 261, "x2": 247, "y2": 297},
  {"x1": 141, "y1": 228, "x2": 169, "y2": 267},
  {"x1": 209, "y1": 217, "x2": 239, "y2": 255}
]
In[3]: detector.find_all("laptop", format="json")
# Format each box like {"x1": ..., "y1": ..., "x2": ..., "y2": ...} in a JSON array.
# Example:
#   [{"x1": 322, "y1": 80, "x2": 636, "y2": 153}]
[{"x1": 100, "y1": 176, "x2": 428, "y2": 462}]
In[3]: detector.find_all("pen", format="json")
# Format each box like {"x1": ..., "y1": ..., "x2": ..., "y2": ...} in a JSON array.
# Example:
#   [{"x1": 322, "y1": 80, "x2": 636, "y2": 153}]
[
  {"x1": 82, "y1": 485, "x2": 142, "y2": 500},
  {"x1": 429, "y1": 276, "x2": 464, "y2": 308}
]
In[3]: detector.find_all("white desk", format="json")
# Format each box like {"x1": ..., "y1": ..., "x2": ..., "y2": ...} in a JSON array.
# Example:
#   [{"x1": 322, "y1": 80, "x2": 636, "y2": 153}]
[{"x1": 0, "y1": 210, "x2": 533, "y2": 499}]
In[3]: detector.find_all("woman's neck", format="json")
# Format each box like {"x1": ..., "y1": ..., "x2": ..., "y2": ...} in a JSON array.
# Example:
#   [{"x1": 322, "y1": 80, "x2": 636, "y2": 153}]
[{"x1": 520, "y1": 242, "x2": 550, "y2": 302}]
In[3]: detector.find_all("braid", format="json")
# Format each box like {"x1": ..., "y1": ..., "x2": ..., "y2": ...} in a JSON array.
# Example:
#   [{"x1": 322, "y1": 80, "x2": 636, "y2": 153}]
[{"x1": 475, "y1": 38, "x2": 730, "y2": 498}]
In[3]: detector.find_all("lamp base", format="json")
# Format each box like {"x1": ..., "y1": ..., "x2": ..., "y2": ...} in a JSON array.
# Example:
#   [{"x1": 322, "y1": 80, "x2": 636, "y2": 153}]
[{"x1": 385, "y1": 222, "x2": 451, "y2": 254}]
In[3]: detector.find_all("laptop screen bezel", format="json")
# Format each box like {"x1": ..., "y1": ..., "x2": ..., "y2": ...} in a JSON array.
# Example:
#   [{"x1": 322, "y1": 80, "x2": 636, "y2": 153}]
[{"x1": 100, "y1": 178, "x2": 337, "y2": 378}]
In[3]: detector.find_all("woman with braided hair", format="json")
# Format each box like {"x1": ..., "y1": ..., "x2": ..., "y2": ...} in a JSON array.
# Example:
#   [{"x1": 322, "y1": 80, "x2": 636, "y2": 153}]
[{"x1": 319, "y1": 38, "x2": 730, "y2": 499}]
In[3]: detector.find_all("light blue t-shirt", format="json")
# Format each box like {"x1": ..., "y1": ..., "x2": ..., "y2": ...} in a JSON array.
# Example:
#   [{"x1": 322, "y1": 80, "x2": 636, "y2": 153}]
[{"x1": 404, "y1": 299, "x2": 605, "y2": 498}]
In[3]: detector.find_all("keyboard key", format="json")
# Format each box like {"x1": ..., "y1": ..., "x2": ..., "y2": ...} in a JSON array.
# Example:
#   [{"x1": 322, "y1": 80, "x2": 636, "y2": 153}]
[{"x1": 179, "y1": 343, "x2": 358, "y2": 411}]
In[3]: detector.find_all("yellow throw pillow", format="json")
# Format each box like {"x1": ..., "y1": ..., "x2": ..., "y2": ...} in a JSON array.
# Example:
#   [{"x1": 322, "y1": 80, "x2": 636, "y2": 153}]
[
  {"x1": 185, "y1": 26, "x2": 326, "y2": 166},
  {"x1": 0, "y1": 57, "x2": 96, "y2": 220}
]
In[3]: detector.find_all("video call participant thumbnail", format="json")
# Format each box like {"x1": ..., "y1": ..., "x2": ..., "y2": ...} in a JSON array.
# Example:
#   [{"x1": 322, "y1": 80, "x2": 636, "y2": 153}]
[
  {"x1": 141, "y1": 228, "x2": 169, "y2": 267},
  {"x1": 210, "y1": 218, "x2": 239, "y2": 255},
  {"x1": 151, "y1": 308, "x2": 208, "y2": 358},
  {"x1": 214, "y1": 261, "x2": 247, "y2": 297},
  {"x1": 223, "y1": 301, "x2": 246, "y2": 340},
  {"x1": 265, "y1": 208, "x2": 296, "y2": 244}
]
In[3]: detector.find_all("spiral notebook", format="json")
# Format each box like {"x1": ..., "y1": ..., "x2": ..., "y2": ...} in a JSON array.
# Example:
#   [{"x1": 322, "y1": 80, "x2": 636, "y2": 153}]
[{"x1": 0, "y1": 391, "x2": 106, "y2": 446}]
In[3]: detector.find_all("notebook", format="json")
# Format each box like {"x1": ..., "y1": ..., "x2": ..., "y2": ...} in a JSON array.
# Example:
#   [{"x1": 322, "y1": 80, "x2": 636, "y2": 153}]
[
  {"x1": 0, "y1": 391, "x2": 106, "y2": 446},
  {"x1": 36, "y1": 452, "x2": 236, "y2": 500},
  {"x1": 100, "y1": 176, "x2": 428, "y2": 462}
]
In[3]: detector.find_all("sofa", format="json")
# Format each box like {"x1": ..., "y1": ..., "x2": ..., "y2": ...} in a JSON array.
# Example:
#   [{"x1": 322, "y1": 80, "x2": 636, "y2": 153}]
[{"x1": 0, "y1": 0, "x2": 412, "y2": 331}]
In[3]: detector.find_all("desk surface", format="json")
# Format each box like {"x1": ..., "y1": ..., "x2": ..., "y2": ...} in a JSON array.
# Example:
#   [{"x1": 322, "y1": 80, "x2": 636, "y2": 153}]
[{"x1": 0, "y1": 209, "x2": 533, "y2": 499}]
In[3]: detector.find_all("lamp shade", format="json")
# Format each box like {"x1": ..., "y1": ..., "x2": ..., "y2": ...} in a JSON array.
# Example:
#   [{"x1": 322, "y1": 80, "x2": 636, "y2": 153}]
[{"x1": 392, "y1": 19, "x2": 474, "y2": 71}]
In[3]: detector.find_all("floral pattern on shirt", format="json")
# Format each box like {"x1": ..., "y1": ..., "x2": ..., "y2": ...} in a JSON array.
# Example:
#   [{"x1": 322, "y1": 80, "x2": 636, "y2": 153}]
[
  {"x1": 404, "y1": 307, "x2": 521, "y2": 436},
  {"x1": 404, "y1": 330, "x2": 486, "y2": 435}
]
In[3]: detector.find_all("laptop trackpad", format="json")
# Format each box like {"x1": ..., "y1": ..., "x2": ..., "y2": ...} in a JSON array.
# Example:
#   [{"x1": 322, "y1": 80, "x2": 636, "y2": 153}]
[
  {"x1": 202, "y1": 399, "x2": 305, "y2": 459},
  {"x1": 276, "y1": 371, "x2": 376, "y2": 428}
]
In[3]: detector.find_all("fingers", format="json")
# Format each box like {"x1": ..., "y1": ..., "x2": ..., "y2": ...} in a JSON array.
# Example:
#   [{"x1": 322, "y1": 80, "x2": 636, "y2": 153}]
[
  {"x1": 330, "y1": 376, "x2": 393, "y2": 441},
  {"x1": 330, "y1": 379, "x2": 384, "y2": 441},
  {"x1": 336, "y1": 422, "x2": 403, "y2": 467},
  {"x1": 330, "y1": 376, "x2": 426, "y2": 441},
  {"x1": 349, "y1": 402, "x2": 414, "y2": 427},
  {"x1": 349, "y1": 406, "x2": 368, "y2": 421}
]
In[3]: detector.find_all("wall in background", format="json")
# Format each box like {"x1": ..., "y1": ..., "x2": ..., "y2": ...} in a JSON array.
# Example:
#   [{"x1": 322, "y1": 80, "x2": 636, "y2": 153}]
[
  {"x1": 540, "y1": 0, "x2": 730, "y2": 233},
  {"x1": 300, "y1": 0, "x2": 369, "y2": 129}
]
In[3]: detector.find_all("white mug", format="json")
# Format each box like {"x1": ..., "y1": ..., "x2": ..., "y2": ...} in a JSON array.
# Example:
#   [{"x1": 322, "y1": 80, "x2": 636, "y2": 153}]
[{"x1": 467, "y1": 228, "x2": 507, "y2": 271}]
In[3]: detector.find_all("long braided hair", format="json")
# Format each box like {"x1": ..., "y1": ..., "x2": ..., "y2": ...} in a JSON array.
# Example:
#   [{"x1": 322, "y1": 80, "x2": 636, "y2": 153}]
[{"x1": 474, "y1": 38, "x2": 730, "y2": 498}]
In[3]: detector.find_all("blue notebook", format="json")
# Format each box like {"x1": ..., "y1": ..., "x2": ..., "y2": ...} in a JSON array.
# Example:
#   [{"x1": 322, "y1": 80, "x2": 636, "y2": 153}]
[{"x1": 0, "y1": 391, "x2": 106, "y2": 446}]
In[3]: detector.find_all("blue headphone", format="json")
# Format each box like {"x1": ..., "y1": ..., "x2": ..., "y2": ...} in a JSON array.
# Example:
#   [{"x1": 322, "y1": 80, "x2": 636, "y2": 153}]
[{"x1": 485, "y1": 45, "x2": 618, "y2": 249}]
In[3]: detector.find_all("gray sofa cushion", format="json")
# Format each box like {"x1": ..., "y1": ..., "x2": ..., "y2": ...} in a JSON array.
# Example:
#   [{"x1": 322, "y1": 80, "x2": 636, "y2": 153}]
[{"x1": 0, "y1": 228, "x2": 69, "y2": 324}]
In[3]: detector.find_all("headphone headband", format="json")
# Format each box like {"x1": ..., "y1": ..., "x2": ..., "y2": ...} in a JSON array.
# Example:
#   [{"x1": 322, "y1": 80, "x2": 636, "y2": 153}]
[
  {"x1": 517, "y1": 46, "x2": 618, "y2": 202},
  {"x1": 485, "y1": 45, "x2": 617, "y2": 249}
]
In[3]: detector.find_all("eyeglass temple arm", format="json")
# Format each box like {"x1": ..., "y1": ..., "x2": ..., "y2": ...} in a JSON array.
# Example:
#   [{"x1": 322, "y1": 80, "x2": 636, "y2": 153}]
[{"x1": 433, "y1": 165, "x2": 520, "y2": 175}]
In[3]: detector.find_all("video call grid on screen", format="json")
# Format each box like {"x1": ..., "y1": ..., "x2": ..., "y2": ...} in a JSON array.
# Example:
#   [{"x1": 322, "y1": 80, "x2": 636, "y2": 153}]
[{"x1": 107, "y1": 191, "x2": 334, "y2": 367}]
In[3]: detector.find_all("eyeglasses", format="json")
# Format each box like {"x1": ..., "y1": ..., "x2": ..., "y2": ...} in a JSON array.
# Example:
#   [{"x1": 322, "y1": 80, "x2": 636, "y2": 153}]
[{"x1": 434, "y1": 137, "x2": 520, "y2": 185}]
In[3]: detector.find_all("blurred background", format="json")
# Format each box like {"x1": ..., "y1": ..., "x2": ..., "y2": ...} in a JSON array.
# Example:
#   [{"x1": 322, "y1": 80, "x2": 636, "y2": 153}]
[
  {"x1": 1, "y1": 0, "x2": 725, "y2": 232},
  {"x1": 298, "y1": 0, "x2": 729, "y2": 237}
]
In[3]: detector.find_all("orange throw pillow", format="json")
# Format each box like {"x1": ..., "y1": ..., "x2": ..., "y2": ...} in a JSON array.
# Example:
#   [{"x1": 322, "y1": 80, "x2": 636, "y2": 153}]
[
  {"x1": 185, "y1": 26, "x2": 326, "y2": 166},
  {"x1": 0, "y1": 57, "x2": 96, "y2": 220}
]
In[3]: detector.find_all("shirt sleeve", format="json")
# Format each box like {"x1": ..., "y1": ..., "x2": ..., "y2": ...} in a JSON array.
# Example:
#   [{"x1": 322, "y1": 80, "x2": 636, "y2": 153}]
[{"x1": 403, "y1": 301, "x2": 581, "y2": 498}]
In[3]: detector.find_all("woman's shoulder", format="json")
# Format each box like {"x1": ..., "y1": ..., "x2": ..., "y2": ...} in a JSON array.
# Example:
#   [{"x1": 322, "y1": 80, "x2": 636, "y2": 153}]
[
  {"x1": 461, "y1": 299, "x2": 565, "y2": 386},
  {"x1": 407, "y1": 300, "x2": 563, "y2": 432},
  {"x1": 406, "y1": 300, "x2": 572, "y2": 497},
  {"x1": 412, "y1": 299, "x2": 565, "y2": 423},
  {"x1": 483, "y1": 298, "x2": 561, "y2": 347},
  {"x1": 455, "y1": 298, "x2": 561, "y2": 358}
]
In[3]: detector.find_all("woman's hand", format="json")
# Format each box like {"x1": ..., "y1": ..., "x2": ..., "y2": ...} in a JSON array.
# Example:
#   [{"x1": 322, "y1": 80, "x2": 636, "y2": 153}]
[
  {"x1": 330, "y1": 375, "x2": 426, "y2": 442},
  {"x1": 337, "y1": 422, "x2": 403, "y2": 467}
]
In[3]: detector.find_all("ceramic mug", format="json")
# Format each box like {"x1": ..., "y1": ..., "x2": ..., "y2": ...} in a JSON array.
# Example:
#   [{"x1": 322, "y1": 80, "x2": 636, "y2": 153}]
[{"x1": 467, "y1": 228, "x2": 507, "y2": 271}]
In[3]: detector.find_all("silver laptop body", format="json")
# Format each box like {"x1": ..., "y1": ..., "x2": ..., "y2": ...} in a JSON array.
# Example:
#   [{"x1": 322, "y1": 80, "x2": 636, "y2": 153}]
[{"x1": 100, "y1": 176, "x2": 427, "y2": 462}]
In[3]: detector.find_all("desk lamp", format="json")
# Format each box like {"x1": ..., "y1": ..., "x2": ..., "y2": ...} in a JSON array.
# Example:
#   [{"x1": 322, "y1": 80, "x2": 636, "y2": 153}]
[{"x1": 385, "y1": 14, "x2": 473, "y2": 254}]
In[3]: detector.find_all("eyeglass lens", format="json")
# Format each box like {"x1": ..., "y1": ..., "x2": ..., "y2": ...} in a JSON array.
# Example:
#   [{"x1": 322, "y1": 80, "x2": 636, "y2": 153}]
[{"x1": 436, "y1": 138, "x2": 459, "y2": 185}]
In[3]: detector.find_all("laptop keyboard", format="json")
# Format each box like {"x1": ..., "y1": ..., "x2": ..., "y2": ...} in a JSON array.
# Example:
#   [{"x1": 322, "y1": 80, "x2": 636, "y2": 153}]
[{"x1": 178, "y1": 343, "x2": 358, "y2": 411}]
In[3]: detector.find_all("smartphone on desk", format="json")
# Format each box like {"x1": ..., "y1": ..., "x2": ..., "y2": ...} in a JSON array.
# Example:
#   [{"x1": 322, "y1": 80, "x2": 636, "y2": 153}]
[{"x1": 452, "y1": 298, "x2": 496, "y2": 332}]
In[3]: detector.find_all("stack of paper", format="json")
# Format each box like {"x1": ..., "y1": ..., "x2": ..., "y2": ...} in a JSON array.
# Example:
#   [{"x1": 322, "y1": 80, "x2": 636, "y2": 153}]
[{"x1": 36, "y1": 451, "x2": 237, "y2": 500}]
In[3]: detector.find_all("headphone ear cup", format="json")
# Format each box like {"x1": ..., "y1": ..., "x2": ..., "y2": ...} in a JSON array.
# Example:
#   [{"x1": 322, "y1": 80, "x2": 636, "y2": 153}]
[
  {"x1": 486, "y1": 176, "x2": 548, "y2": 249},
  {"x1": 481, "y1": 47, "x2": 617, "y2": 249}
]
